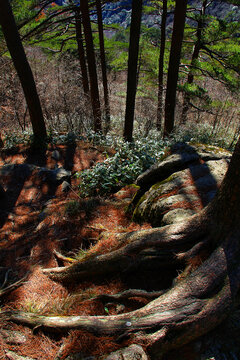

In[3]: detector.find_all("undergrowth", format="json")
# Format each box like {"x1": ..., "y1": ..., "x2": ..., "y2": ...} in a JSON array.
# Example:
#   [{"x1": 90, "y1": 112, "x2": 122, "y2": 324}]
[
  {"x1": 76, "y1": 131, "x2": 168, "y2": 197},
  {"x1": 76, "y1": 122, "x2": 236, "y2": 198},
  {"x1": 1, "y1": 120, "x2": 237, "y2": 198}
]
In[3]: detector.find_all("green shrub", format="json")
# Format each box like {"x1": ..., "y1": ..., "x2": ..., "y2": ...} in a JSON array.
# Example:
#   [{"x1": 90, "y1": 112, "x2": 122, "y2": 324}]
[{"x1": 76, "y1": 131, "x2": 168, "y2": 197}]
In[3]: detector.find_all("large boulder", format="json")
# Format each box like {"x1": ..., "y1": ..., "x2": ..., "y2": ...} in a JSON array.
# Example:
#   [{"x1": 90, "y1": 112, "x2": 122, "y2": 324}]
[{"x1": 132, "y1": 143, "x2": 231, "y2": 226}]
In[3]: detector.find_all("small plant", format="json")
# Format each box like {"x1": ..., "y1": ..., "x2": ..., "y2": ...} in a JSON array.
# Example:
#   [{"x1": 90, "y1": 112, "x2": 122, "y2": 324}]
[
  {"x1": 74, "y1": 248, "x2": 90, "y2": 261},
  {"x1": 64, "y1": 198, "x2": 101, "y2": 219},
  {"x1": 64, "y1": 200, "x2": 82, "y2": 217}
]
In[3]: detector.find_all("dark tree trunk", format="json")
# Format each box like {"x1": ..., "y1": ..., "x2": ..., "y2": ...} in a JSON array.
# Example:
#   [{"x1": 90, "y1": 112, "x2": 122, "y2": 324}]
[
  {"x1": 7, "y1": 136, "x2": 240, "y2": 358},
  {"x1": 181, "y1": 0, "x2": 208, "y2": 124},
  {"x1": 164, "y1": 0, "x2": 188, "y2": 136},
  {"x1": 157, "y1": 0, "x2": 167, "y2": 131},
  {"x1": 123, "y1": 0, "x2": 143, "y2": 143},
  {"x1": 96, "y1": 0, "x2": 111, "y2": 134},
  {"x1": 80, "y1": 0, "x2": 102, "y2": 133},
  {"x1": 0, "y1": 0, "x2": 47, "y2": 142},
  {"x1": 75, "y1": 8, "x2": 89, "y2": 96}
]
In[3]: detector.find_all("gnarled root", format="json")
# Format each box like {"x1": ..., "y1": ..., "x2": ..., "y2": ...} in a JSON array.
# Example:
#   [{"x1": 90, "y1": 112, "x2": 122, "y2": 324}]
[
  {"x1": 5, "y1": 237, "x2": 239, "y2": 358},
  {"x1": 43, "y1": 216, "x2": 209, "y2": 283}
]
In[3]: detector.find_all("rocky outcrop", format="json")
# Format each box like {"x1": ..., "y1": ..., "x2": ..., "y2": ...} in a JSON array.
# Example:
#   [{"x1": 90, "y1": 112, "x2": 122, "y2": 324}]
[{"x1": 132, "y1": 143, "x2": 231, "y2": 226}]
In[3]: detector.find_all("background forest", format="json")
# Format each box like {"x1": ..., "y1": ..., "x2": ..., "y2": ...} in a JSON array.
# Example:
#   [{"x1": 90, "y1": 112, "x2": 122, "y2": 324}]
[{"x1": 0, "y1": 0, "x2": 239, "y2": 142}]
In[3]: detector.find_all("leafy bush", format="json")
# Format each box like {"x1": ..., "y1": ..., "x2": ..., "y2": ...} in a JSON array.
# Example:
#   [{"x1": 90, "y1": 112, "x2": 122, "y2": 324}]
[{"x1": 76, "y1": 131, "x2": 168, "y2": 197}]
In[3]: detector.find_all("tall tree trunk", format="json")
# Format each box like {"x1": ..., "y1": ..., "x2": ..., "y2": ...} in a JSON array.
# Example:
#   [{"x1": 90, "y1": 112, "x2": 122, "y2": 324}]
[
  {"x1": 75, "y1": 8, "x2": 89, "y2": 96},
  {"x1": 123, "y1": 0, "x2": 143, "y2": 143},
  {"x1": 0, "y1": 0, "x2": 47, "y2": 142},
  {"x1": 164, "y1": 0, "x2": 188, "y2": 137},
  {"x1": 181, "y1": 0, "x2": 208, "y2": 124},
  {"x1": 80, "y1": 0, "x2": 102, "y2": 133},
  {"x1": 157, "y1": 0, "x2": 167, "y2": 131},
  {"x1": 96, "y1": 0, "x2": 111, "y2": 134}
]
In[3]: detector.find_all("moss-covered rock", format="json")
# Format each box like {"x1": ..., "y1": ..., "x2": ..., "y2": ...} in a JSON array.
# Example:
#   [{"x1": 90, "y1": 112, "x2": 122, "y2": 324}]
[{"x1": 132, "y1": 143, "x2": 230, "y2": 227}]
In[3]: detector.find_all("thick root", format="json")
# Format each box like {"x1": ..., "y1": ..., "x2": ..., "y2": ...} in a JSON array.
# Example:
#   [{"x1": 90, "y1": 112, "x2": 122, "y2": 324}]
[
  {"x1": 43, "y1": 217, "x2": 208, "y2": 283},
  {"x1": 5, "y1": 242, "x2": 239, "y2": 358}
]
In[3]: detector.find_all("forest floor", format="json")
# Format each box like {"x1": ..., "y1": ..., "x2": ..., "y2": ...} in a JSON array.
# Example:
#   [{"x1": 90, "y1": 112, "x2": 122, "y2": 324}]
[
  {"x1": 0, "y1": 141, "x2": 238, "y2": 360},
  {"x1": 0, "y1": 140, "x2": 153, "y2": 360}
]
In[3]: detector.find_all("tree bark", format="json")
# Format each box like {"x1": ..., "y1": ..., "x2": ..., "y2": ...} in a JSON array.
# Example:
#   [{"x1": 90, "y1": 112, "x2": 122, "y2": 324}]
[
  {"x1": 157, "y1": 0, "x2": 167, "y2": 131},
  {"x1": 80, "y1": 0, "x2": 102, "y2": 133},
  {"x1": 0, "y1": 0, "x2": 47, "y2": 142},
  {"x1": 181, "y1": 0, "x2": 208, "y2": 124},
  {"x1": 164, "y1": 0, "x2": 188, "y2": 136},
  {"x1": 75, "y1": 8, "x2": 90, "y2": 96},
  {"x1": 123, "y1": 0, "x2": 143, "y2": 143},
  {"x1": 96, "y1": 0, "x2": 111, "y2": 134}
]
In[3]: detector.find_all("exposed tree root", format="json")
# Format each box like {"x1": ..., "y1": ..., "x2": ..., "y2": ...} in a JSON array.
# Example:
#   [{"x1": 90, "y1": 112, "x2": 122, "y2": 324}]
[
  {"x1": 94, "y1": 289, "x2": 166, "y2": 304},
  {"x1": 4, "y1": 239, "x2": 238, "y2": 358},
  {"x1": 43, "y1": 215, "x2": 209, "y2": 283},
  {"x1": 4, "y1": 205, "x2": 240, "y2": 358},
  {"x1": 3, "y1": 140, "x2": 240, "y2": 358}
]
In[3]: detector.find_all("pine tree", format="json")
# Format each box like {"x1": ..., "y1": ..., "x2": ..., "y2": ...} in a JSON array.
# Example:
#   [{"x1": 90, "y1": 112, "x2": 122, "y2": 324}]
[
  {"x1": 123, "y1": 0, "x2": 143, "y2": 142},
  {"x1": 164, "y1": 0, "x2": 188, "y2": 136},
  {"x1": 0, "y1": 0, "x2": 47, "y2": 143}
]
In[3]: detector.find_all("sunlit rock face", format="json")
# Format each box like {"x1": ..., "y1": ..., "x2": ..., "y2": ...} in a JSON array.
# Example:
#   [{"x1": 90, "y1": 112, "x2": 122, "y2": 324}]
[{"x1": 132, "y1": 143, "x2": 231, "y2": 226}]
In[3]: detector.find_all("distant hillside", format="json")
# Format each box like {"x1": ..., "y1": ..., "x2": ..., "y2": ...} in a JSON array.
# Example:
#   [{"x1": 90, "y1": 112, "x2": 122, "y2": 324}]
[
  {"x1": 55, "y1": 0, "x2": 239, "y2": 27},
  {"x1": 102, "y1": 0, "x2": 240, "y2": 27}
]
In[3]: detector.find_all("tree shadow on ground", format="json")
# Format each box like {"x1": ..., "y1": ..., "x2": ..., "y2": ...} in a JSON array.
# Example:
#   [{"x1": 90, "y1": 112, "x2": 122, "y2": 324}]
[{"x1": 172, "y1": 142, "x2": 218, "y2": 208}]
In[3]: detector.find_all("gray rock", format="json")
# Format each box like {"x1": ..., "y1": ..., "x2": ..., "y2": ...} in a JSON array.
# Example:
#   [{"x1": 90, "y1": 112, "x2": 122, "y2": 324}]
[
  {"x1": 149, "y1": 194, "x2": 199, "y2": 226},
  {"x1": 105, "y1": 344, "x2": 148, "y2": 360},
  {"x1": 136, "y1": 143, "x2": 231, "y2": 190},
  {"x1": 161, "y1": 208, "x2": 196, "y2": 225},
  {"x1": 51, "y1": 150, "x2": 61, "y2": 161},
  {"x1": 38, "y1": 167, "x2": 71, "y2": 183},
  {"x1": 61, "y1": 180, "x2": 70, "y2": 192},
  {"x1": 136, "y1": 152, "x2": 199, "y2": 188},
  {"x1": 133, "y1": 146, "x2": 230, "y2": 226}
]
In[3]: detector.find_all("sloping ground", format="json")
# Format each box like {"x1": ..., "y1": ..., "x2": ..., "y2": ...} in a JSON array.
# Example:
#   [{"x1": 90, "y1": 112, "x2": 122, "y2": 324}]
[
  {"x1": 0, "y1": 141, "x2": 239, "y2": 360},
  {"x1": 0, "y1": 141, "x2": 150, "y2": 360}
]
